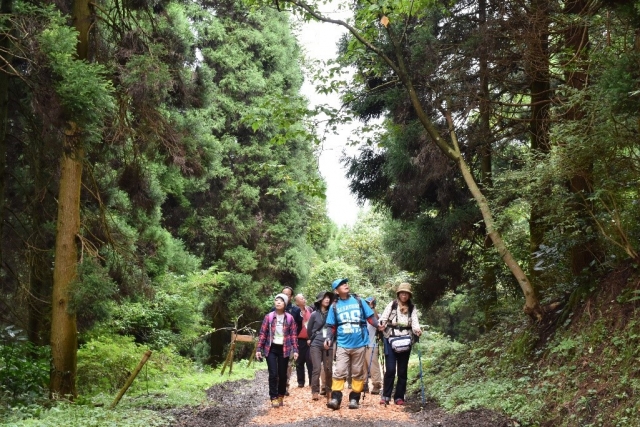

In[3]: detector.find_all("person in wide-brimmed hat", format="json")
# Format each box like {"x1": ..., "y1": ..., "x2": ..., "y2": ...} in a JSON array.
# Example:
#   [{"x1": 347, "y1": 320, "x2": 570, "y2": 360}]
[
  {"x1": 378, "y1": 282, "x2": 422, "y2": 406},
  {"x1": 306, "y1": 290, "x2": 334, "y2": 401}
]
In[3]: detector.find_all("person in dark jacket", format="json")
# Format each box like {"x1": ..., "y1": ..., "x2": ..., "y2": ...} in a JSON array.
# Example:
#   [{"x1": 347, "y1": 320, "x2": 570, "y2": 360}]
[
  {"x1": 293, "y1": 293, "x2": 314, "y2": 387},
  {"x1": 306, "y1": 290, "x2": 333, "y2": 401}
]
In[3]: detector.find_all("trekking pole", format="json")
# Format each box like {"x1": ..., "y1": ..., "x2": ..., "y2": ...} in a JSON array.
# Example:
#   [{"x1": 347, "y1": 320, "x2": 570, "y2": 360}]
[{"x1": 417, "y1": 335, "x2": 425, "y2": 409}]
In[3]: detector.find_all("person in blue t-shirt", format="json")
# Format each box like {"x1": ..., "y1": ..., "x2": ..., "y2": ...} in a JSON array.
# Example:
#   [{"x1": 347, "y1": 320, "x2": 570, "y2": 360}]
[{"x1": 324, "y1": 278, "x2": 379, "y2": 410}]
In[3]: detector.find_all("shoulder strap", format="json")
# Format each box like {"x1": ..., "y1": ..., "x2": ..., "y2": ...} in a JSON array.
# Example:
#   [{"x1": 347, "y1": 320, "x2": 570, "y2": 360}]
[
  {"x1": 269, "y1": 311, "x2": 292, "y2": 326},
  {"x1": 353, "y1": 294, "x2": 367, "y2": 325}
]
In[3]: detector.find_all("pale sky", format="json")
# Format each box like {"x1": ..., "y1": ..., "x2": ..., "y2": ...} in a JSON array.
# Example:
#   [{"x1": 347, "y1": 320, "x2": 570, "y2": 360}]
[{"x1": 293, "y1": 10, "x2": 367, "y2": 227}]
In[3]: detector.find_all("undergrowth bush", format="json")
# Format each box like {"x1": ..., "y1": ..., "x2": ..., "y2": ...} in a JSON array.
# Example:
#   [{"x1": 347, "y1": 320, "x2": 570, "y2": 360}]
[
  {"x1": 0, "y1": 326, "x2": 49, "y2": 410},
  {"x1": 77, "y1": 335, "x2": 196, "y2": 394}
]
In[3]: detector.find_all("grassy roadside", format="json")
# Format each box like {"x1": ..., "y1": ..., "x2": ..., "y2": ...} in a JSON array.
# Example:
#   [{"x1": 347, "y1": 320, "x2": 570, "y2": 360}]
[
  {"x1": 2, "y1": 344, "x2": 262, "y2": 427},
  {"x1": 406, "y1": 269, "x2": 640, "y2": 426}
]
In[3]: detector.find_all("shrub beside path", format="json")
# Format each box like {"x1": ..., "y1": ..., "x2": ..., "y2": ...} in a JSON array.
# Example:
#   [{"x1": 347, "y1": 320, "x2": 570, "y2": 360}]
[{"x1": 168, "y1": 370, "x2": 513, "y2": 427}]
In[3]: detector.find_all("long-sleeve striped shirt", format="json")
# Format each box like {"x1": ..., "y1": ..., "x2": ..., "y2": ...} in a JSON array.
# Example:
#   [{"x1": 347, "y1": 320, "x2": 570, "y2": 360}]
[{"x1": 257, "y1": 311, "x2": 299, "y2": 358}]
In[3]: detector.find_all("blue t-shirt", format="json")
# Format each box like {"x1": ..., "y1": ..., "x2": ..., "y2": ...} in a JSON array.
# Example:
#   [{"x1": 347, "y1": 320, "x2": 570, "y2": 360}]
[{"x1": 326, "y1": 295, "x2": 375, "y2": 349}]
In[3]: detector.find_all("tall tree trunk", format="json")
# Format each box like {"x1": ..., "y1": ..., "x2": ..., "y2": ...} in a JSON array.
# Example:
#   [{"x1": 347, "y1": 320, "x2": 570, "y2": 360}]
[
  {"x1": 564, "y1": 0, "x2": 596, "y2": 276},
  {"x1": 528, "y1": 0, "x2": 551, "y2": 282},
  {"x1": 50, "y1": 0, "x2": 91, "y2": 398},
  {"x1": 0, "y1": 0, "x2": 14, "y2": 271},
  {"x1": 50, "y1": 132, "x2": 82, "y2": 397},
  {"x1": 478, "y1": 0, "x2": 497, "y2": 331}
]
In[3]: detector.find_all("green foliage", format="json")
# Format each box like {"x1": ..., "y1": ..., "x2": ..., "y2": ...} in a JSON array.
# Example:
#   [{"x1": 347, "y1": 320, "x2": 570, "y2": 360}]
[
  {"x1": 303, "y1": 258, "x2": 363, "y2": 298},
  {"x1": 77, "y1": 335, "x2": 145, "y2": 394},
  {"x1": 0, "y1": 326, "x2": 49, "y2": 402},
  {"x1": 69, "y1": 258, "x2": 118, "y2": 327},
  {"x1": 4, "y1": 404, "x2": 169, "y2": 427},
  {"x1": 89, "y1": 269, "x2": 218, "y2": 355},
  {"x1": 37, "y1": 12, "x2": 114, "y2": 137},
  {"x1": 411, "y1": 281, "x2": 640, "y2": 426}
]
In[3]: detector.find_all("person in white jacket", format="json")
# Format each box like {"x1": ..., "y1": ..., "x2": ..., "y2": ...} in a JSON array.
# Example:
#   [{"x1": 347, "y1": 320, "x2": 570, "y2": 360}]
[{"x1": 377, "y1": 282, "x2": 422, "y2": 406}]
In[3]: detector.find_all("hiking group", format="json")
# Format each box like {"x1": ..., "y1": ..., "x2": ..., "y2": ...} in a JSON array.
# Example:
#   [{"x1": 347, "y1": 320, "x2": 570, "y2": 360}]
[{"x1": 256, "y1": 279, "x2": 423, "y2": 410}]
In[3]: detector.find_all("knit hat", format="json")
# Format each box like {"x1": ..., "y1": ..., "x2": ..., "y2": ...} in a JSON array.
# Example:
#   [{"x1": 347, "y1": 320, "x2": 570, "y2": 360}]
[
  {"x1": 331, "y1": 278, "x2": 348, "y2": 290},
  {"x1": 396, "y1": 282, "x2": 412, "y2": 296},
  {"x1": 314, "y1": 291, "x2": 334, "y2": 308},
  {"x1": 275, "y1": 293, "x2": 289, "y2": 305}
]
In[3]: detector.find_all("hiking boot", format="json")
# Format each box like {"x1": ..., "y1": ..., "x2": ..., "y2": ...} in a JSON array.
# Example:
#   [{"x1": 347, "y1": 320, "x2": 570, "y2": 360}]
[
  {"x1": 271, "y1": 398, "x2": 280, "y2": 408},
  {"x1": 326, "y1": 391, "x2": 342, "y2": 410},
  {"x1": 380, "y1": 396, "x2": 390, "y2": 405},
  {"x1": 327, "y1": 398, "x2": 340, "y2": 410},
  {"x1": 312, "y1": 393, "x2": 319, "y2": 401},
  {"x1": 278, "y1": 396, "x2": 284, "y2": 407},
  {"x1": 395, "y1": 398, "x2": 405, "y2": 406},
  {"x1": 298, "y1": 383, "x2": 305, "y2": 388},
  {"x1": 348, "y1": 391, "x2": 360, "y2": 409},
  {"x1": 319, "y1": 389, "x2": 326, "y2": 396}
]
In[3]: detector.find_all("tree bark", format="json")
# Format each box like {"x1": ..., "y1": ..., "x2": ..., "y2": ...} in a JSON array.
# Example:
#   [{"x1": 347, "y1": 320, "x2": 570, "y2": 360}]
[
  {"x1": 50, "y1": 0, "x2": 92, "y2": 398},
  {"x1": 564, "y1": 0, "x2": 597, "y2": 276},
  {"x1": 50, "y1": 127, "x2": 83, "y2": 398}
]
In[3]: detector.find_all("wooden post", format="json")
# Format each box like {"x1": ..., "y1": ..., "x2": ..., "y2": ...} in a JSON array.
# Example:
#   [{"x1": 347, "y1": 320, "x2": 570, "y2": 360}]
[
  {"x1": 109, "y1": 350, "x2": 152, "y2": 409},
  {"x1": 220, "y1": 333, "x2": 256, "y2": 375},
  {"x1": 220, "y1": 338, "x2": 236, "y2": 376},
  {"x1": 247, "y1": 340, "x2": 258, "y2": 368}
]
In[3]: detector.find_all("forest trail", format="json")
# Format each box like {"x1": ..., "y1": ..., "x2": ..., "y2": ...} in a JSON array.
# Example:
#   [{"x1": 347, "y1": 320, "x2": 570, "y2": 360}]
[{"x1": 168, "y1": 370, "x2": 513, "y2": 427}]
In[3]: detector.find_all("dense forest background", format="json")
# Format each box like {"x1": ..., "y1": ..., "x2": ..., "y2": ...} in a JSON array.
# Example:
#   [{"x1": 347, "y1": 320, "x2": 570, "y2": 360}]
[{"x1": 1, "y1": 0, "x2": 639, "y2": 425}]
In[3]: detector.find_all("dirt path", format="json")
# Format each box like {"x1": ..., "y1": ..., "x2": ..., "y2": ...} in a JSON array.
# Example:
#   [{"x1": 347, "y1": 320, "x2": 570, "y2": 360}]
[{"x1": 168, "y1": 370, "x2": 513, "y2": 427}]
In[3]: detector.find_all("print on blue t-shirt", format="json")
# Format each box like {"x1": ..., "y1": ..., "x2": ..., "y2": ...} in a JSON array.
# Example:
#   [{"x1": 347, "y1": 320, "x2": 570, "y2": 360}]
[{"x1": 326, "y1": 295, "x2": 375, "y2": 349}]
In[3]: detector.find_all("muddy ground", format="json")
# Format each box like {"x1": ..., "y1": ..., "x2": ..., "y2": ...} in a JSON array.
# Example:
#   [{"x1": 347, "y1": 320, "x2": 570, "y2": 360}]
[{"x1": 167, "y1": 370, "x2": 514, "y2": 427}]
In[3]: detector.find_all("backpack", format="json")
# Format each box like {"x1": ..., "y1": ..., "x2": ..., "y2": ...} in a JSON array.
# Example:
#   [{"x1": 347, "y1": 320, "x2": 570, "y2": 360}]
[
  {"x1": 267, "y1": 311, "x2": 293, "y2": 328},
  {"x1": 331, "y1": 293, "x2": 367, "y2": 339}
]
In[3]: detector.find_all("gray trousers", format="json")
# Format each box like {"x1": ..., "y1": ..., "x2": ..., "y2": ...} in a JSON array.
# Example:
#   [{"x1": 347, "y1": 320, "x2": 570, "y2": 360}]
[{"x1": 310, "y1": 345, "x2": 333, "y2": 394}]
